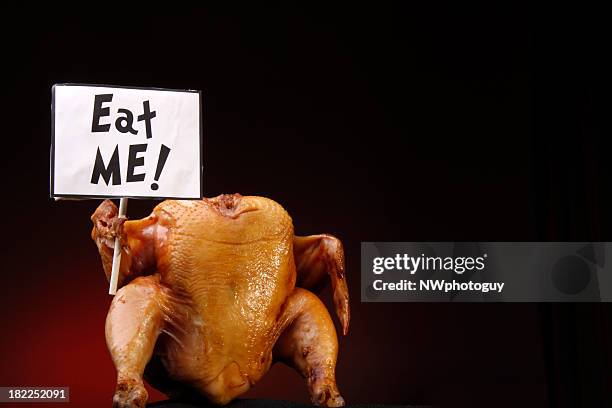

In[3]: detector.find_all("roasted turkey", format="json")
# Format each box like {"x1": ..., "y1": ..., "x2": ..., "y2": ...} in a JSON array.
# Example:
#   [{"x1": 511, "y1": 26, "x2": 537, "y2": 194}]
[{"x1": 91, "y1": 194, "x2": 350, "y2": 407}]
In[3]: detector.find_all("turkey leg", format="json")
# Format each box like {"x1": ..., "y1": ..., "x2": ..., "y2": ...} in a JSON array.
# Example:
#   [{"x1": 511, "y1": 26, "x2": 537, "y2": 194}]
[
  {"x1": 274, "y1": 288, "x2": 345, "y2": 407},
  {"x1": 106, "y1": 275, "x2": 165, "y2": 408}
]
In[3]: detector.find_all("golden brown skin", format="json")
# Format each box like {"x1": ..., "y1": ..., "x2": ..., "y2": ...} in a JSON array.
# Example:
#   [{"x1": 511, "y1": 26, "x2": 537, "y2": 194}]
[{"x1": 90, "y1": 194, "x2": 350, "y2": 407}]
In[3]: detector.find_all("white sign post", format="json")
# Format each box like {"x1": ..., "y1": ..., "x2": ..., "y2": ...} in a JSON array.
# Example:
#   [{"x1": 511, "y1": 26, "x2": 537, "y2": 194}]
[
  {"x1": 108, "y1": 197, "x2": 128, "y2": 295},
  {"x1": 51, "y1": 84, "x2": 203, "y2": 294}
]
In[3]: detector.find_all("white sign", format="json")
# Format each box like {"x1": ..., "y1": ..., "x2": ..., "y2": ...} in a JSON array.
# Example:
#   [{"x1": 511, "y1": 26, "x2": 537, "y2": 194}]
[{"x1": 51, "y1": 84, "x2": 203, "y2": 199}]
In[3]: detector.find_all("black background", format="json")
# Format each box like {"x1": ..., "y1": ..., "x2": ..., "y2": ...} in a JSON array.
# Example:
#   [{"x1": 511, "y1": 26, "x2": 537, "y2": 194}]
[{"x1": 1, "y1": 4, "x2": 611, "y2": 408}]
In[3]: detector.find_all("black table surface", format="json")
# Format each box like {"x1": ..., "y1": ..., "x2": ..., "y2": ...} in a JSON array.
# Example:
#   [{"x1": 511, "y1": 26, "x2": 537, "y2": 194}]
[{"x1": 148, "y1": 399, "x2": 430, "y2": 408}]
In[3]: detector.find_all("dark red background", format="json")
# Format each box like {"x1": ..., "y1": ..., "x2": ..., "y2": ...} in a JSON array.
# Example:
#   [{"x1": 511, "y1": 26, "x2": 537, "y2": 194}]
[{"x1": 1, "y1": 4, "x2": 611, "y2": 407}]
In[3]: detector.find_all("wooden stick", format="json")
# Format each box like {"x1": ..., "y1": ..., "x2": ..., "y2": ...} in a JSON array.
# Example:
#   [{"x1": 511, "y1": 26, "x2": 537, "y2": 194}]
[{"x1": 108, "y1": 198, "x2": 128, "y2": 295}]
